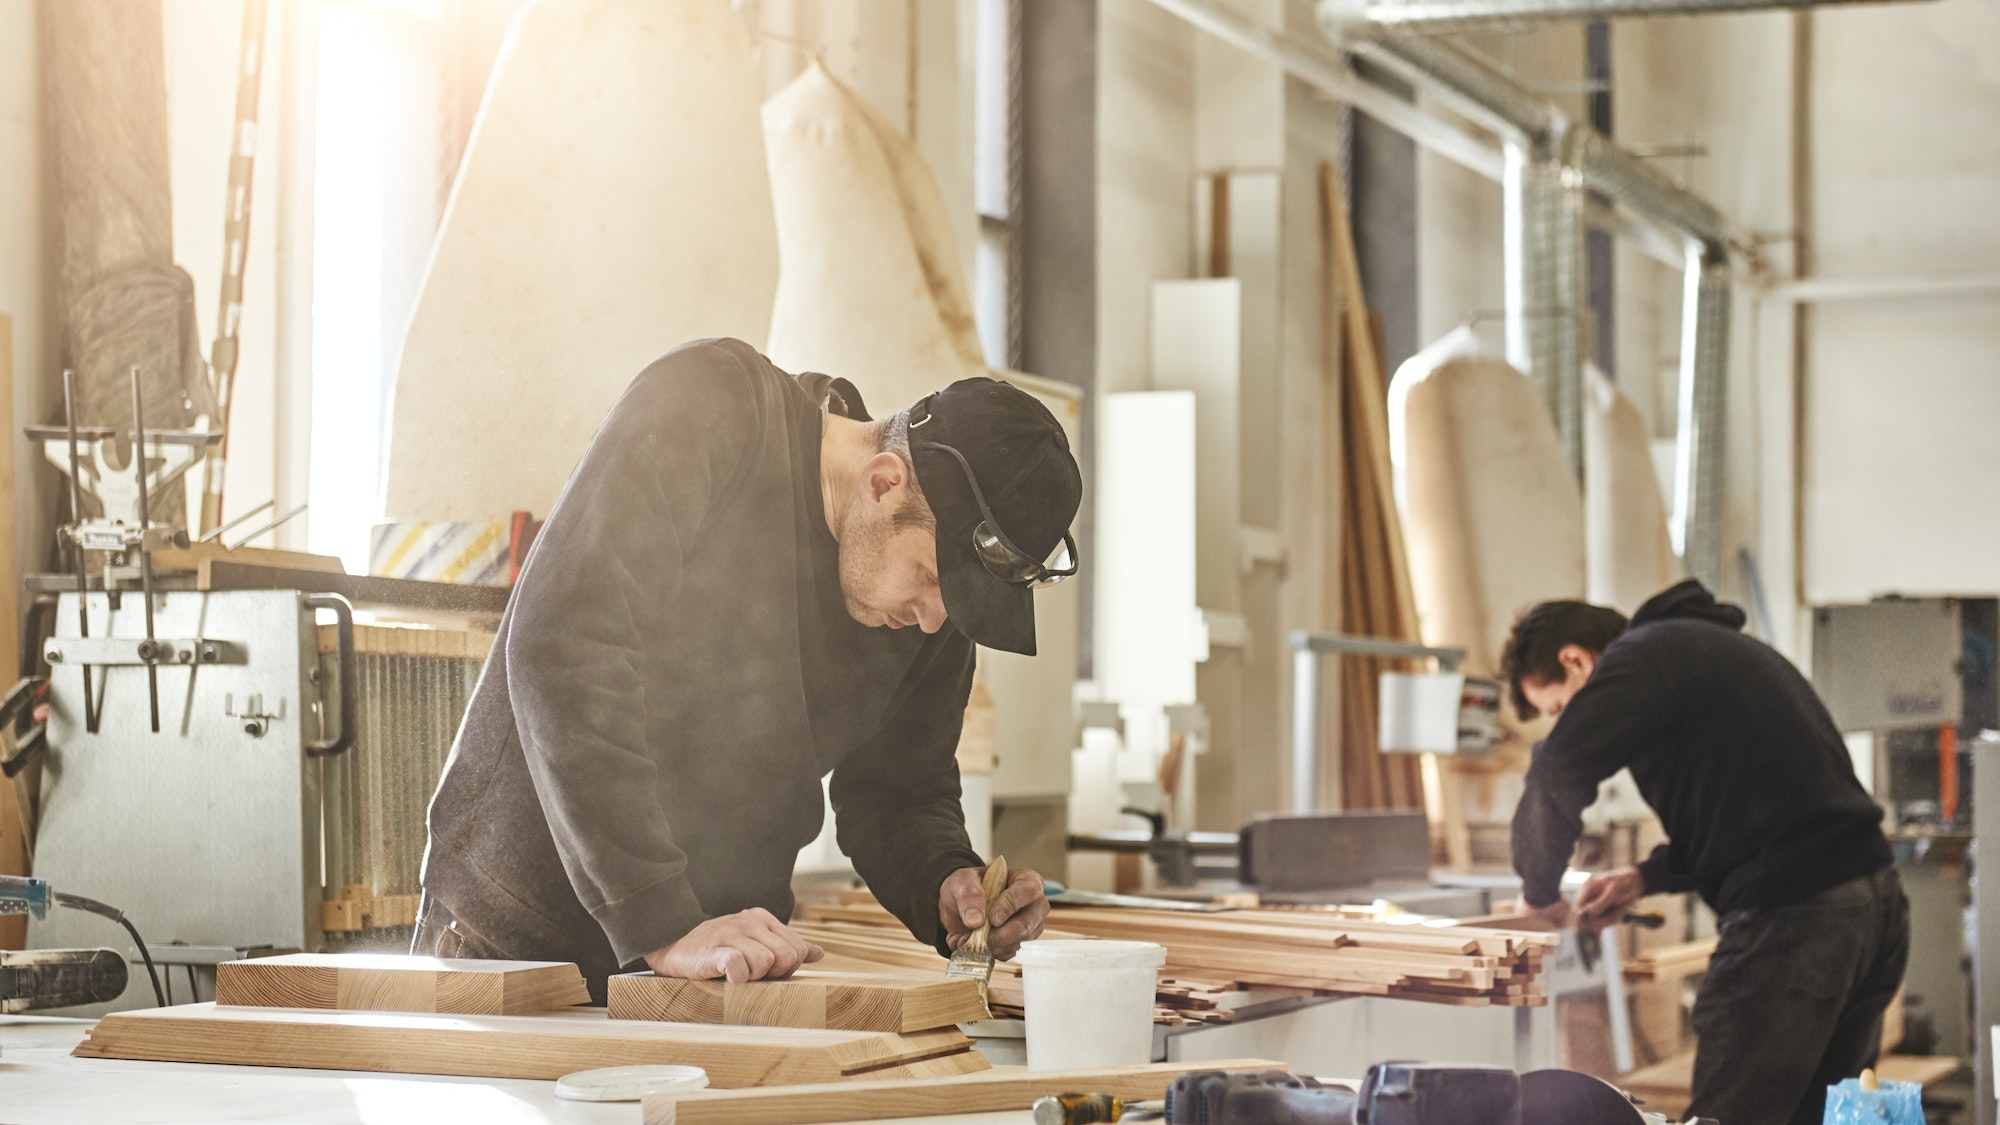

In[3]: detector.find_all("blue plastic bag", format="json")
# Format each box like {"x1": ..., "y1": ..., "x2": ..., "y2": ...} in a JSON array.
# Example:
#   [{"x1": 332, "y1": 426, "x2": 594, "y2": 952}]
[{"x1": 1822, "y1": 1074, "x2": 1924, "y2": 1124}]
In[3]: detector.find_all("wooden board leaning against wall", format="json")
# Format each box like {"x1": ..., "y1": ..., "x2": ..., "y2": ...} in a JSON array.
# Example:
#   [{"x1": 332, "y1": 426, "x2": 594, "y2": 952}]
[
  {"x1": 0, "y1": 313, "x2": 23, "y2": 950},
  {"x1": 1318, "y1": 166, "x2": 1472, "y2": 868}
]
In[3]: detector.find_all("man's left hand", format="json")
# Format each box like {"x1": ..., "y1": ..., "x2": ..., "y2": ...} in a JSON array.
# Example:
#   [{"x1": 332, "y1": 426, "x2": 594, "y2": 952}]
[
  {"x1": 1514, "y1": 895, "x2": 1573, "y2": 930},
  {"x1": 939, "y1": 863, "x2": 1048, "y2": 960},
  {"x1": 1572, "y1": 866, "x2": 1646, "y2": 933}
]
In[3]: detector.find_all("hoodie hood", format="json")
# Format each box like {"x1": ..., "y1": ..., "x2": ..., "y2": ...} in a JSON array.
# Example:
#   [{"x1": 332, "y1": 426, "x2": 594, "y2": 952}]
[{"x1": 1631, "y1": 579, "x2": 1747, "y2": 631}]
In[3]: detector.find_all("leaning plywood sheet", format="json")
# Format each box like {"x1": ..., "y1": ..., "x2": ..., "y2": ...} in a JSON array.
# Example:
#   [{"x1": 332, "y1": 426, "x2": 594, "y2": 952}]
[
  {"x1": 215, "y1": 953, "x2": 587, "y2": 1015},
  {"x1": 608, "y1": 970, "x2": 986, "y2": 1032},
  {"x1": 382, "y1": 0, "x2": 777, "y2": 522},
  {"x1": 646, "y1": 1059, "x2": 1290, "y2": 1125},
  {"x1": 1390, "y1": 335, "x2": 1584, "y2": 743},
  {"x1": 1583, "y1": 365, "x2": 1682, "y2": 614},
  {"x1": 762, "y1": 61, "x2": 984, "y2": 415},
  {"x1": 73, "y1": 1004, "x2": 983, "y2": 1087}
]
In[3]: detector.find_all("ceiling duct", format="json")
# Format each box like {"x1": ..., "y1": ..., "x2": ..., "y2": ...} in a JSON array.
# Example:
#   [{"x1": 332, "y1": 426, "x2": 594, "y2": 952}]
[
  {"x1": 1138, "y1": 0, "x2": 1742, "y2": 584},
  {"x1": 1320, "y1": 14, "x2": 1731, "y2": 586},
  {"x1": 1324, "y1": 0, "x2": 1927, "y2": 34}
]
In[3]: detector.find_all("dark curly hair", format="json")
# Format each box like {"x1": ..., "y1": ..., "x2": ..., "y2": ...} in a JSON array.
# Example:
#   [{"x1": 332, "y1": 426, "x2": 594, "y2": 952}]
[{"x1": 1499, "y1": 600, "x2": 1631, "y2": 718}]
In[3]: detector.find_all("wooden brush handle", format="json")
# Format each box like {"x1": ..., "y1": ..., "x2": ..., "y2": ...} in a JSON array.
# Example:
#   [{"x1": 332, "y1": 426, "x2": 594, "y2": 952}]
[{"x1": 971, "y1": 856, "x2": 1009, "y2": 947}]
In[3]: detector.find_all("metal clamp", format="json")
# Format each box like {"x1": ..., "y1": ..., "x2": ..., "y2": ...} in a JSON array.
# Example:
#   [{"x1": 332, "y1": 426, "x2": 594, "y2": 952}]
[
  {"x1": 43, "y1": 637, "x2": 243, "y2": 667},
  {"x1": 303, "y1": 594, "x2": 355, "y2": 758}
]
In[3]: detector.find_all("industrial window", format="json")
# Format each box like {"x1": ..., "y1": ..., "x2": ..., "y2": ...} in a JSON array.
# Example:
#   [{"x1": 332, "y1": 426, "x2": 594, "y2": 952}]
[{"x1": 973, "y1": 0, "x2": 1023, "y2": 372}]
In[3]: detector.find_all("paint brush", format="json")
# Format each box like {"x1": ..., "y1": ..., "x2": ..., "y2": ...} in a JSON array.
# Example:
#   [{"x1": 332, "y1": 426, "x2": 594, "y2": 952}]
[{"x1": 945, "y1": 855, "x2": 1009, "y2": 1009}]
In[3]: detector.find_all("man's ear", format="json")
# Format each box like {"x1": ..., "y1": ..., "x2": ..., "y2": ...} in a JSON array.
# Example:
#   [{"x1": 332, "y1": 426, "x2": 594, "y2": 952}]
[
  {"x1": 860, "y1": 451, "x2": 911, "y2": 507},
  {"x1": 1557, "y1": 644, "x2": 1597, "y2": 680}
]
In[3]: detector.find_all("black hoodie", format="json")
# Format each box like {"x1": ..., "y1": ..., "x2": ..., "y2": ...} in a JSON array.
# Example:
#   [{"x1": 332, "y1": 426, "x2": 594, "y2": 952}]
[{"x1": 1512, "y1": 579, "x2": 1892, "y2": 915}]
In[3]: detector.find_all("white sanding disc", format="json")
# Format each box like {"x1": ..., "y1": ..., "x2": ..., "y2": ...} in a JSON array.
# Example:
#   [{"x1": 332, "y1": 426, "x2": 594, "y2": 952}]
[{"x1": 554, "y1": 1065, "x2": 708, "y2": 1102}]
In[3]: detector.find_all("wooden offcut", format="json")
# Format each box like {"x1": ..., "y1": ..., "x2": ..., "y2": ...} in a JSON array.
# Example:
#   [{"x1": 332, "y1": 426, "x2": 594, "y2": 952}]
[
  {"x1": 645, "y1": 1059, "x2": 1290, "y2": 1125},
  {"x1": 608, "y1": 970, "x2": 986, "y2": 1033},
  {"x1": 1622, "y1": 938, "x2": 1717, "y2": 982},
  {"x1": 74, "y1": 1003, "x2": 985, "y2": 1086},
  {"x1": 316, "y1": 886, "x2": 424, "y2": 934},
  {"x1": 214, "y1": 953, "x2": 588, "y2": 1015}
]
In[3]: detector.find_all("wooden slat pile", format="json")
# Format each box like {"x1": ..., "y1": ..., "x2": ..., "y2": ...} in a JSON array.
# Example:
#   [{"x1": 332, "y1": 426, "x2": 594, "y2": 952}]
[
  {"x1": 791, "y1": 896, "x2": 1233, "y2": 1028},
  {"x1": 1047, "y1": 906, "x2": 1555, "y2": 1008},
  {"x1": 797, "y1": 891, "x2": 1556, "y2": 1013}
]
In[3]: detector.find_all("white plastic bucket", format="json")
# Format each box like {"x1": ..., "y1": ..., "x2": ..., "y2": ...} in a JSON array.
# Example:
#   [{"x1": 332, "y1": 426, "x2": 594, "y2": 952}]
[{"x1": 1014, "y1": 939, "x2": 1166, "y2": 1070}]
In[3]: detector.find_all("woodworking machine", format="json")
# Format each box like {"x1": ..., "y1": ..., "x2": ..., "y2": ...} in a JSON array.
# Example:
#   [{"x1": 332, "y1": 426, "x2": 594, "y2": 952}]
[{"x1": 17, "y1": 380, "x2": 502, "y2": 1014}]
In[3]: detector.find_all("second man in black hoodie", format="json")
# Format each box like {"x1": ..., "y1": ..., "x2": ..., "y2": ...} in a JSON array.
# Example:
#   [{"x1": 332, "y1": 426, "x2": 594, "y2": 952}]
[{"x1": 1502, "y1": 580, "x2": 1907, "y2": 1125}]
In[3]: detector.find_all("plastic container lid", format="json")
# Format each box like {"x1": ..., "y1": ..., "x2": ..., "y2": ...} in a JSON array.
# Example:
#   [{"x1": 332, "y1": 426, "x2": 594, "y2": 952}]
[
  {"x1": 553, "y1": 1065, "x2": 709, "y2": 1102},
  {"x1": 1013, "y1": 939, "x2": 1166, "y2": 970}
]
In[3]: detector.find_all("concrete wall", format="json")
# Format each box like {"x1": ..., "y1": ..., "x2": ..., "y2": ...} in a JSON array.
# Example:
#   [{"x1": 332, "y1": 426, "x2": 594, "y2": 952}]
[
  {"x1": 1800, "y1": 0, "x2": 2000, "y2": 607},
  {"x1": 0, "y1": 0, "x2": 52, "y2": 588}
]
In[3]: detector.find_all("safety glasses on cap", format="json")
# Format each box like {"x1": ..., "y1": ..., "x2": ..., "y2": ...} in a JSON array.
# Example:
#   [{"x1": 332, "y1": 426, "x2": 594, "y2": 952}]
[{"x1": 920, "y1": 441, "x2": 1078, "y2": 589}]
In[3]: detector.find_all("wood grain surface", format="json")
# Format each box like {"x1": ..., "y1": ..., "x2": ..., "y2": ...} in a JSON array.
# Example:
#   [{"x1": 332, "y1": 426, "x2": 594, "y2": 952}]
[
  {"x1": 74, "y1": 1004, "x2": 985, "y2": 1087},
  {"x1": 645, "y1": 1059, "x2": 1290, "y2": 1125},
  {"x1": 214, "y1": 953, "x2": 589, "y2": 1015},
  {"x1": 609, "y1": 971, "x2": 987, "y2": 1032}
]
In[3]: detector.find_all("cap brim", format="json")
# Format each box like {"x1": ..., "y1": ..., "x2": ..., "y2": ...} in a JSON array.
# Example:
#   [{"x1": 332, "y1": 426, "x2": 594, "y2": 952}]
[{"x1": 937, "y1": 536, "x2": 1037, "y2": 656}]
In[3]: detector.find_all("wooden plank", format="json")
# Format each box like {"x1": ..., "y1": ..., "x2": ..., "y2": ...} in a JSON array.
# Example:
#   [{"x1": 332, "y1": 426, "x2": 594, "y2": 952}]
[
  {"x1": 1623, "y1": 938, "x2": 1717, "y2": 982},
  {"x1": 314, "y1": 623, "x2": 494, "y2": 660},
  {"x1": 608, "y1": 971, "x2": 987, "y2": 1033},
  {"x1": 215, "y1": 953, "x2": 589, "y2": 1015},
  {"x1": 645, "y1": 1059, "x2": 1289, "y2": 1125},
  {"x1": 154, "y1": 541, "x2": 345, "y2": 577},
  {"x1": 74, "y1": 1003, "x2": 983, "y2": 1087},
  {"x1": 0, "y1": 314, "x2": 19, "y2": 953}
]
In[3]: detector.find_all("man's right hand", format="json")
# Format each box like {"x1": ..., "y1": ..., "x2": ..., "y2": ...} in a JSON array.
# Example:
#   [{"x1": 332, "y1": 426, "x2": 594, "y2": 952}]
[{"x1": 642, "y1": 908, "x2": 825, "y2": 983}]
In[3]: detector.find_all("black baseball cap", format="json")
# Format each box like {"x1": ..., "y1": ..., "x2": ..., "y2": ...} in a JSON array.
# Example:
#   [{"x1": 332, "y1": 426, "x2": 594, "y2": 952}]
[{"x1": 907, "y1": 378, "x2": 1083, "y2": 656}]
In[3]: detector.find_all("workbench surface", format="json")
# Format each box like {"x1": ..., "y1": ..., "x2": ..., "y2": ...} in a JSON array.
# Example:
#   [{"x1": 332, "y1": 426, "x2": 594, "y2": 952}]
[{"x1": 0, "y1": 1016, "x2": 1032, "y2": 1125}]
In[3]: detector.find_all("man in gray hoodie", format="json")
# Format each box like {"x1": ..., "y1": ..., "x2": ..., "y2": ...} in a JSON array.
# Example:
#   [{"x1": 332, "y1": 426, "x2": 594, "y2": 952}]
[{"x1": 414, "y1": 338, "x2": 1082, "y2": 998}]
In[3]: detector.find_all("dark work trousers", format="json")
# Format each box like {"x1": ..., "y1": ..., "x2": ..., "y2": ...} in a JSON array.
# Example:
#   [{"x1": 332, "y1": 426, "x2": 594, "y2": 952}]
[
  {"x1": 1687, "y1": 867, "x2": 1910, "y2": 1125},
  {"x1": 411, "y1": 892, "x2": 622, "y2": 1005}
]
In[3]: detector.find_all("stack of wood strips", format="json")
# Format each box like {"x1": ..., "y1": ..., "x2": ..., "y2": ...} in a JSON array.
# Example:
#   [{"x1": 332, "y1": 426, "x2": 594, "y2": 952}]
[
  {"x1": 1623, "y1": 937, "x2": 1717, "y2": 982},
  {"x1": 798, "y1": 891, "x2": 1558, "y2": 1013},
  {"x1": 791, "y1": 895, "x2": 1233, "y2": 1027},
  {"x1": 1047, "y1": 906, "x2": 1556, "y2": 1007}
]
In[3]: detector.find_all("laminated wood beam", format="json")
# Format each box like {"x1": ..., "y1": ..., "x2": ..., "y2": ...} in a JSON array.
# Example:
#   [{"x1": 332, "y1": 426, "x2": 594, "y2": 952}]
[
  {"x1": 608, "y1": 971, "x2": 988, "y2": 1033},
  {"x1": 214, "y1": 953, "x2": 588, "y2": 1015},
  {"x1": 73, "y1": 1003, "x2": 984, "y2": 1086},
  {"x1": 645, "y1": 1059, "x2": 1290, "y2": 1125}
]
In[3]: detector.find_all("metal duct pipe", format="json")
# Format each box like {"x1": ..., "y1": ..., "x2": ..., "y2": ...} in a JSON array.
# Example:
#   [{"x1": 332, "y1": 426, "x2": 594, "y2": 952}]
[
  {"x1": 1576, "y1": 131, "x2": 1727, "y2": 251},
  {"x1": 1342, "y1": 26, "x2": 1558, "y2": 142},
  {"x1": 1672, "y1": 248, "x2": 1731, "y2": 587},
  {"x1": 1350, "y1": 26, "x2": 1728, "y2": 246},
  {"x1": 1503, "y1": 129, "x2": 1588, "y2": 474},
  {"x1": 1138, "y1": 0, "x2": 1692, "y2": 268},
  {"x1": 1143, "y1": 0, "x2": 1508, "y2": 181},
  {"x1": 1329, "y1": 0, "x2": 1929, "y2": 34},
  {"x1": 1334, "y1": 22, "x2": 1731, "y2": 581}
]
